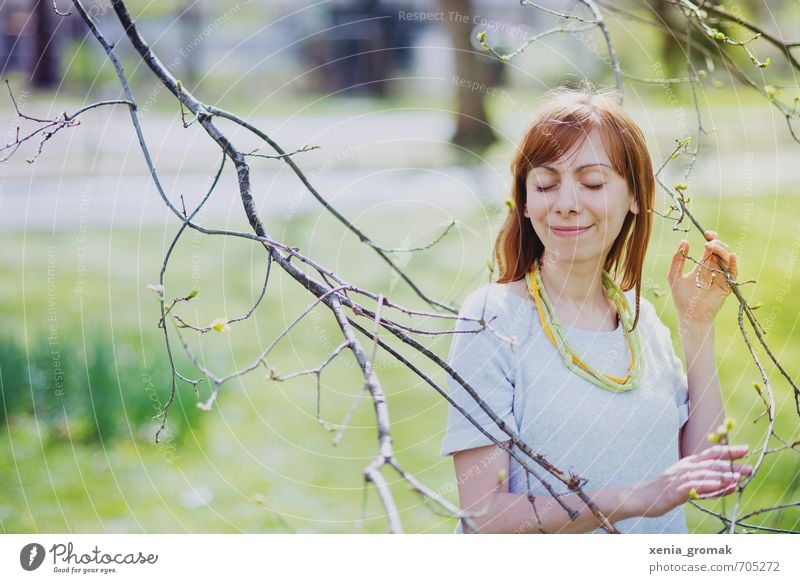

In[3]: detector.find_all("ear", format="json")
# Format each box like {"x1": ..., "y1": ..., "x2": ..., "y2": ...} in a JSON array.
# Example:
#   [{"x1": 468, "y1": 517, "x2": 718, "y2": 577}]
[
  {"x1": 523, "y1": 203, "x2": 529, "y2": 218},
  {"x1": 629, "y1": 195, "x2": 639, "y2": 215}
]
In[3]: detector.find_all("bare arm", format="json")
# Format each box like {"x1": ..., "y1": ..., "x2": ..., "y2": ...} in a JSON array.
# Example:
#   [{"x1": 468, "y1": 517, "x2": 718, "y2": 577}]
[
  {"x1": 453, "y1": 443, "x2": 635, "y2": 533},
  {"x1": 667, "y1": 230, "x2": 737, "y2": 458},
  {"x1": 453, "y1": 442, "x2": 752, "y2": 534},
  {"x1": 678, "y1": 322, "x2": 725, "y2": 458}
]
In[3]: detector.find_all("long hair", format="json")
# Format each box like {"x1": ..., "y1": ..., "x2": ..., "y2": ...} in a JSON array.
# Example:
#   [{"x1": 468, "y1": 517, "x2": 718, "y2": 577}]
[{"x1": 494, "y1": 86, "x2": 655, "y2": 331}]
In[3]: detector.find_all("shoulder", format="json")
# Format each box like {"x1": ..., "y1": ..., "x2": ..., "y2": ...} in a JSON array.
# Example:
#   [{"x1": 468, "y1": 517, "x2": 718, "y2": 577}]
[
  {"x1": 455, "y1": 281, "x2": 531, "y2": 334},
  {"x1": 627, "y1": 290, "x2": 676, "y2": 348},
  {"x1": 459, "y1": 281, "x2": 527, "y2": 317}
]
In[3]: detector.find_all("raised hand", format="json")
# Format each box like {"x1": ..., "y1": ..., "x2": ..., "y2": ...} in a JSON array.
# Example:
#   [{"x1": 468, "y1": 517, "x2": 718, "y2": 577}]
[{"x1": 667, "y1": 229, "x2": 738, "y2": 325}]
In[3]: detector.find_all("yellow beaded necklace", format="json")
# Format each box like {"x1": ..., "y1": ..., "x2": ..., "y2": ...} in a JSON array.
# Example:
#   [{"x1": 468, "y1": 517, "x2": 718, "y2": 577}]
[{"x1": 525, "y1": 258, "x2": 643, "y2": 393}]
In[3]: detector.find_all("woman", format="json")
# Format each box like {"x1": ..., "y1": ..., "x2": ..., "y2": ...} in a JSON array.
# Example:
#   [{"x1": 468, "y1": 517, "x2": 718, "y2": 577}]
[{"x1": 439, "y1": 87, "x2": 751, "y2": 534}]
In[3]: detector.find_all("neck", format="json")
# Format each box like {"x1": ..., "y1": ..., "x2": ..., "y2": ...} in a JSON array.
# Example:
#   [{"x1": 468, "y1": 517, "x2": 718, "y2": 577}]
[{"x1": 537, "y1": 252, "x2": 610, "y2": 313}]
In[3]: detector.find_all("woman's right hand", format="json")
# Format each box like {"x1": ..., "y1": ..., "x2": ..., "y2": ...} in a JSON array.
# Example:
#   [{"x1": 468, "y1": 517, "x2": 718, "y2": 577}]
[{"x1": 629, "y1": 444, "x2": 753, "y2": 518}]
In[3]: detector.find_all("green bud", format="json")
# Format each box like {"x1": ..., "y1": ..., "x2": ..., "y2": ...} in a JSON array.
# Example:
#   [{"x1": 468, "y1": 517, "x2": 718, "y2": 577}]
[
  {"x1": 497, "y1": 468, "x2": 508, "y2": 483},
  {"x1": 476, "y1": 31, "x2": 486, "y2": 43},
  {"x1": 500, "y1": 54, "x2": 509, "y2": 63},
  {"x1": 749, "y1": 302, "x2": 763, "y2": 310},
  {"x1": 674, "y1": 183, "x2": 688, "y2": 191},
  {"x1": 505, "y1": 198, "x2": 516, "y2": 212},
  {"x1": 724, "y1": 417, "x2": 735, "y2": 431},
  {"x1": 708, "y1": 432, "x2": 721, "y2": 444},
  {"x1": 688, "y1": 488, "x2": 699, "y2": 500},
  {"x1": 187, "y1": 289, "x2": 199, "y2": 299},
  {"x1": 211, "y1": 318, "x2": 229, "y2": 333}
]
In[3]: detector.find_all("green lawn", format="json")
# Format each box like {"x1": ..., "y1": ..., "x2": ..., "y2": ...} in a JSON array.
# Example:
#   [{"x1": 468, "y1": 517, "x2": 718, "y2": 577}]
[{"x1": 1, "y1": 192, "x2": 798, "y2": 533}]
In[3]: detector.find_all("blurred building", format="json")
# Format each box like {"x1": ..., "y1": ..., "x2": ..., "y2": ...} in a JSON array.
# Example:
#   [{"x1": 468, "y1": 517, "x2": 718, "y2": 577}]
[
  {"x1": 1, "y1": 0, "x2": 88, "y2": 88},
  {"x1": 1, "y1": 0, "x2": 553, "y2": 95}
]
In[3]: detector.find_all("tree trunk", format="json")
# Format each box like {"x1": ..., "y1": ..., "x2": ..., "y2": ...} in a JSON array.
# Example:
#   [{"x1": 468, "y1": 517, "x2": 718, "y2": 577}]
[
  {"x1": 30, "y1": 0, "x2": 60, "y2": 89},
  {"x1": 439, "y1": 0, "x2": 497, "y2": 154}
]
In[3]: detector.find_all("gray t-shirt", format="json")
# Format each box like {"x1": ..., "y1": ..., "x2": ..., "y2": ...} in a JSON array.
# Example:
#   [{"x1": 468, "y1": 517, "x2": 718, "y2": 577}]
[{"x1": 440, "y1": 282, "x2": 690, "y2": 534}]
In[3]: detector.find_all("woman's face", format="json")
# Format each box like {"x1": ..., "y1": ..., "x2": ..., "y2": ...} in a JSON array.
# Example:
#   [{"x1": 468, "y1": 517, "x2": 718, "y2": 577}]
[{"x1": 523, "y1": 129, "x2": 639, "y2": 266}]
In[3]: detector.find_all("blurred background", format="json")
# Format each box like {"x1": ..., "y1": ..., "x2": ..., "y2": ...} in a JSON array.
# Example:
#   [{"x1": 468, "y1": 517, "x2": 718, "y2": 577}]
[{"x1": 1, "y1": 0, "x2": 799, "y2": 533}]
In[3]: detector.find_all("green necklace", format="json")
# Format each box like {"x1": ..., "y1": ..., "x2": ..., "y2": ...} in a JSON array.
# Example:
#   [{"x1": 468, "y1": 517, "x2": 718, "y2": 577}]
[{"x1": 525, "y1": 258, "x2": 643, "y2": 393}]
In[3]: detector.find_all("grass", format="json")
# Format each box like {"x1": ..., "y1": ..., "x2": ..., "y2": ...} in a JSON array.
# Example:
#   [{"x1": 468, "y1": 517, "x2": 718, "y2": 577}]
[{"x1": 1, "y1": 191, "x2": 798, "y2": 533}]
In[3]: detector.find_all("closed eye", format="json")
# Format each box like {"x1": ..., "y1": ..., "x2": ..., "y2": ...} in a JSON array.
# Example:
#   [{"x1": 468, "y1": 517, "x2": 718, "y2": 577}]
[
  {"x1": 534, "y1": 185, "x2": 556, "y2": 192},
  {"x1": 583, "y1": 183, "x2": 604, "y2": 190}
]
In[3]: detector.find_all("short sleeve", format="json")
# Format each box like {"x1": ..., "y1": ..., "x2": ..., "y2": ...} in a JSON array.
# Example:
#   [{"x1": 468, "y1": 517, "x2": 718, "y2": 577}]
[
  {"x1": 439, "y1": 285, "x2": 517, "y2": 457},
  {"x1": 643, "y1": 297, "x2": 690, "y2": 429},
  {"x1": 669, "y1": 344, "x2": 690, "y2": 428}
]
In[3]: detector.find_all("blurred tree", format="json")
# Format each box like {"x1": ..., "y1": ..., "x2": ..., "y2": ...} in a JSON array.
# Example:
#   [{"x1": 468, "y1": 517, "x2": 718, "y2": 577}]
[
  {"x1": 31, "y1": 0, "x2": 60, "y2": 89},
  {"x1": 439, "y1": 0, "x2": 497, "y2": 154}
]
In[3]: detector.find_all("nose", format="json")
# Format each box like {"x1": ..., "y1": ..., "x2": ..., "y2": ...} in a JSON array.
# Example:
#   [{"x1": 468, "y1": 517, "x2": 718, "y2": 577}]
[{"x1": 552, "y1": 180, "x2": 581, "y2": 216}]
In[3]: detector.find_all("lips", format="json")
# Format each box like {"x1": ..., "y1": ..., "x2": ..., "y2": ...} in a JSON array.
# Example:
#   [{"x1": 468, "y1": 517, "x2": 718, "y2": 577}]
[{"x1": 551, "y1": 225, "x2": 593, "y2": 237}]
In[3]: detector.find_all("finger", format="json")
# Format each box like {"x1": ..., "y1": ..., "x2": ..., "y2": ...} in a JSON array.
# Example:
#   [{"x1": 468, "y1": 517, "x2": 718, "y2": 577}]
[
  {"x1": 680, "y1": 479, "x2": 726, "y2": 499},
  {"x1": 693, "y1": 459, "x2": 746, "y2": 472},
  {"x1": 729, "y1": 252, "x2": 738, "y2": 278},
  {"x1": 698, "y1": 481, "x2": 740, "y2": 500},
  {"x1": 693, "y1": 444, "x2": 750, "y2": 462},
  {"x1": 704, "y1": 229, "x2": 718, "y2": 242},
  {"x1": 705, "y1": 242, "x2": 734, "y2": 267},
  {"x1": 705, "y1": 233, "x2": 729, "y2": 249},
  {"x1": 685, "y1": 469, "x2": 742, "y2": 482},
  {"x1": 668, "y1": 240, "x2": 689, "y2": 286},
  {"x1": 730, "y1": 463, "x2": 753, "y2": 475},
  {"x1": 705, "y1": 241, "x2": 731, "y2": 257}
]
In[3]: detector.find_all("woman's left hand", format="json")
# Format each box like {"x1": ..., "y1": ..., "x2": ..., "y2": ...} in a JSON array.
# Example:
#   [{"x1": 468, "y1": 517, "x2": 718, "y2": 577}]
[{"x1": 667, "y1": 230, "x2": 738, "y2": 326}]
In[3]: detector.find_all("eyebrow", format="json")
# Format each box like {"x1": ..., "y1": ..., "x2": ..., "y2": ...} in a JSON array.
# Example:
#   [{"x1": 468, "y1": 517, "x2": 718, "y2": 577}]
[{"x1": 534, "y1": 163, "x2": 614, "y2": 173}]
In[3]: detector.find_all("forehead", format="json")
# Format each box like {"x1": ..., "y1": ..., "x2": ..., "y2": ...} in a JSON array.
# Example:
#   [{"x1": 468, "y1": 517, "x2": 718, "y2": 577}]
[{"x1": 532, "y1": 129, "x2": 612, "y2": 172}]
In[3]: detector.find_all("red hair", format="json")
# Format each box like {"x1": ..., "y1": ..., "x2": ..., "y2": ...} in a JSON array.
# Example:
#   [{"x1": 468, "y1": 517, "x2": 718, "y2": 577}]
[{"x1": 494, "y1": 86, "x2": 655, "y2": 330}]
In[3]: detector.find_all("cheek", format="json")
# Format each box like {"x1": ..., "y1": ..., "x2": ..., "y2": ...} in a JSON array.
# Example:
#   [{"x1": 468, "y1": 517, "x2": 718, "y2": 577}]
[{"x1": 525, "y1": 196, "x2": 547, "y2": 217}]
